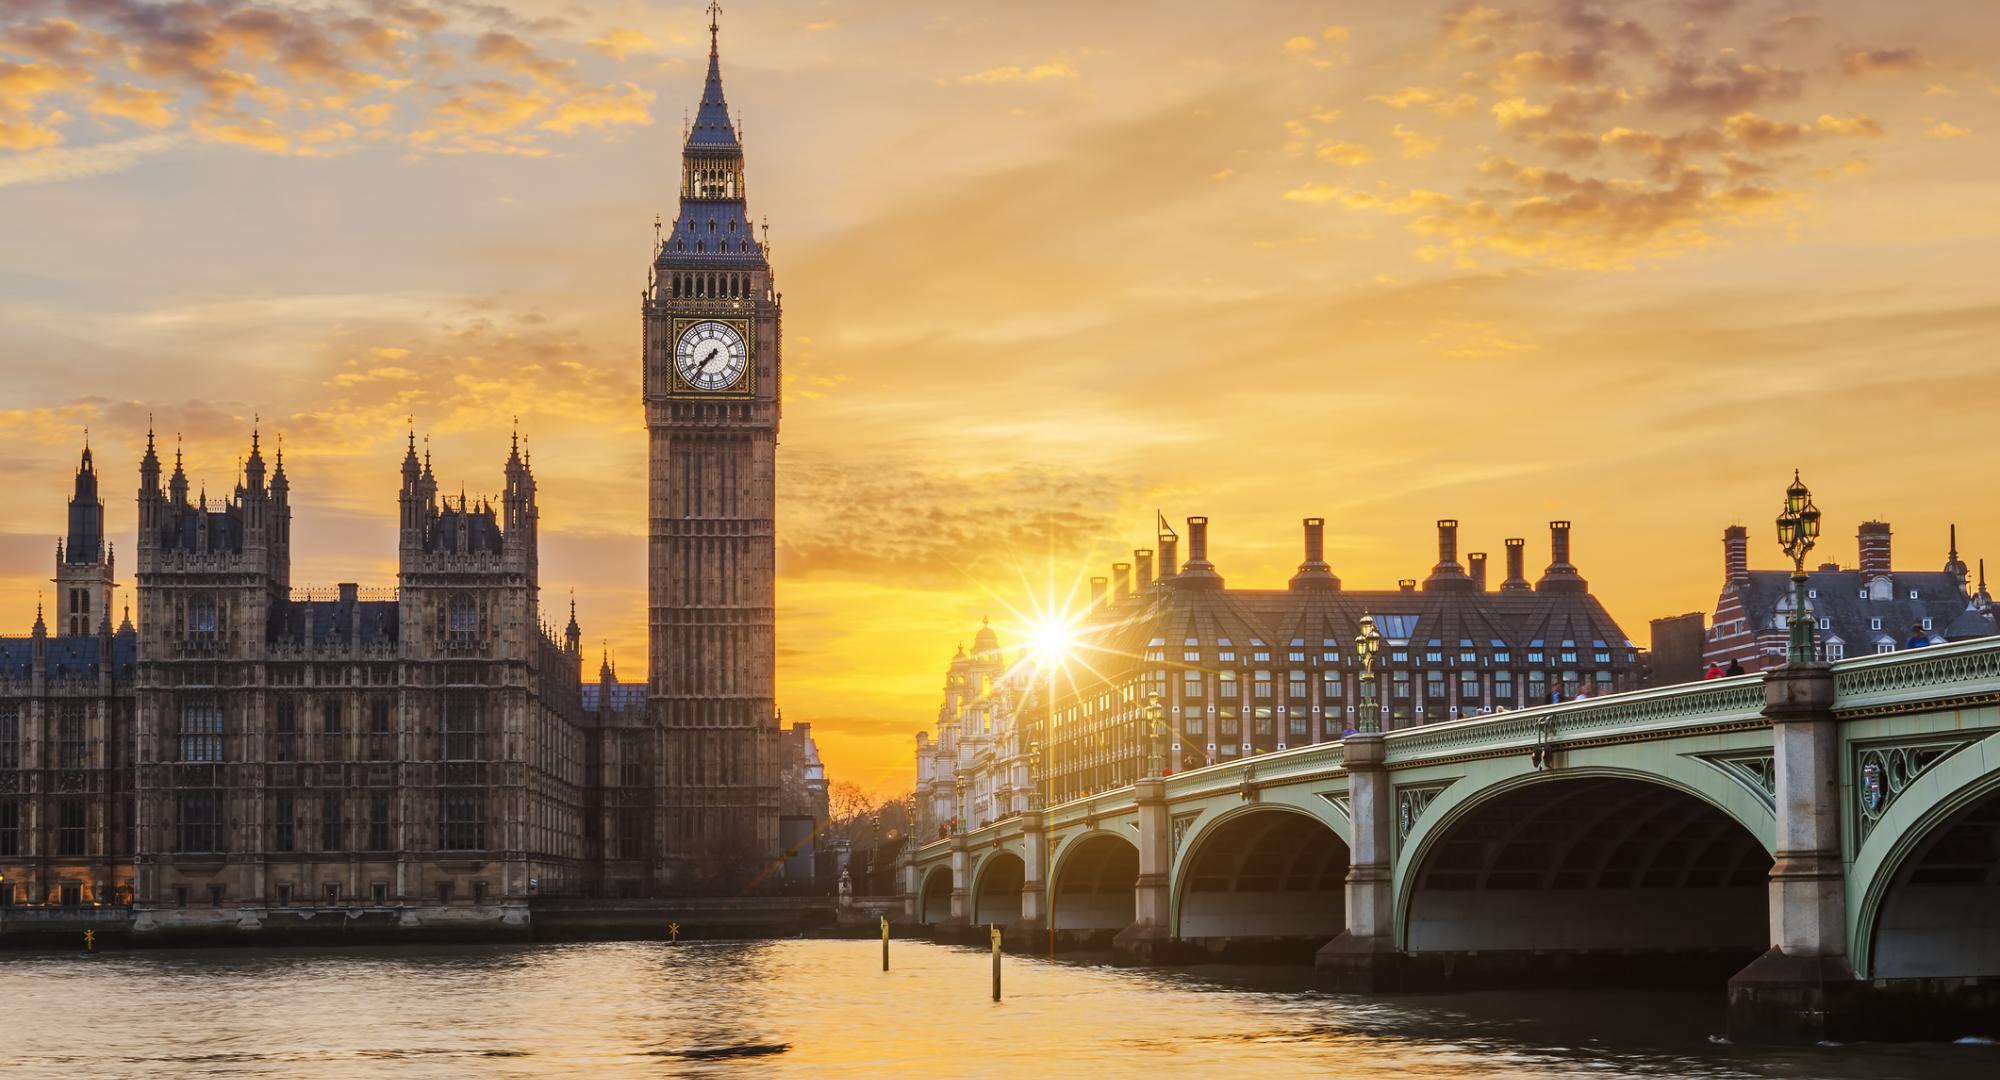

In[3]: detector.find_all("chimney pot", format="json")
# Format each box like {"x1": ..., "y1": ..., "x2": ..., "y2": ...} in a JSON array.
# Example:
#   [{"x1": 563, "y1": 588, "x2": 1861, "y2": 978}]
[
  {"x1": 1291, "y1": 517, "x2": 1339, "y2": 590},
  {"x1": 1724, "y1": 525, "x2": 1750, "y2": 584},
  {"x1": 1537, "y1": 520, "x2": 1586, "y2": 592},
  {"x1": 1398, "y1": 578, "x2": 1417, "y2": 592},
  {"x1": 1858, "y1": 521, "x2": 1892, "y2": 579},
  {"x1": 1186, "y1": 516, "x2": 1209, "y2": 566},
  {"x1": 1134, "y1": 549, "x2": 1154, "y2": 591},
  {"x1": 1425, "y1": 518, "x2": 1472, "y2": 589},
  {"x1": 1112, "y1": 563, "x2": 1132, "y2": 601},
  {"x1": 1501, "y1": 538, "x2": 1531, "y2": 591},
  {"x1": 1090, "y1": 577, "x2": 1107, "y2": 607},
  {"x1": 1468, "y1": 552, "x2": 1488, "y2": 591}
]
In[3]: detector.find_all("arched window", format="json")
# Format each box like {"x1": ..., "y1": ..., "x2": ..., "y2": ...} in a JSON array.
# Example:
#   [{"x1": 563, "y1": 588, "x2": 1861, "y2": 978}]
[
  {"x1": 448, "y1": 595, "x2": 476, "y2": 646},
  {"x1": 189, "y1": 595, "x2": 219, "y2": 639}
]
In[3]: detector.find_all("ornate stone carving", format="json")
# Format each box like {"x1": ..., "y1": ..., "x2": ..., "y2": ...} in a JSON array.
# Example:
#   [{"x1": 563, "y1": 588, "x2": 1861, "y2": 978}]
[
  {"x1": 1170, "y1": 811, "x2": 1201, "y2": 855},
  {"x1": 1855, "y1": 738, "x2": 1975, "y2": 841}
]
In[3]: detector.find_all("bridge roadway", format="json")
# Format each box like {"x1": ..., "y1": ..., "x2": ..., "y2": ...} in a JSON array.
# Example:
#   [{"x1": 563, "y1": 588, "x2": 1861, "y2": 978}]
[{"x1": 903, "y1": 639, "x2": 2000, "y2": 1043}]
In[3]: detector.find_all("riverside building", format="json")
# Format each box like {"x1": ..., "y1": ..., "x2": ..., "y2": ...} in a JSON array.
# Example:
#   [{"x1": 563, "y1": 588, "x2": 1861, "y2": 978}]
[{"x1": 916, "y1": 516, "x2": 1643, "y2": 812}]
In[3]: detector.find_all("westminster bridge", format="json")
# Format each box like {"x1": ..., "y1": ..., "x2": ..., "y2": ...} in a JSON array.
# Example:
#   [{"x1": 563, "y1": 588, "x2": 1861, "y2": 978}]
[{"x1": 904, "y1": 638, "x2": 2000, "y2": 1042}]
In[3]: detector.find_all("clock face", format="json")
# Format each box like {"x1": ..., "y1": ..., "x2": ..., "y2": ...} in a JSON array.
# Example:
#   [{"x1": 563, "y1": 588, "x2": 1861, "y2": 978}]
[{"x1": 675, "y1": 321, "x2": 748, "y2": 391}]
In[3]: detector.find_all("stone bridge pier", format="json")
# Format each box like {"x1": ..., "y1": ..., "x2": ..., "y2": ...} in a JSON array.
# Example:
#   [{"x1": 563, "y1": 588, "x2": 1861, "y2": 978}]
[{"x1": 1727, "y1": 663, "x2": 1856, "y2": 1042}]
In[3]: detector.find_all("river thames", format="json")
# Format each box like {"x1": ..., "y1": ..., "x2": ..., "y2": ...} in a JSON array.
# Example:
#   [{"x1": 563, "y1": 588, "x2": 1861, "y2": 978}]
[{"x1": 4, "y1": 939, "x2": 1994, "y2": 1078}]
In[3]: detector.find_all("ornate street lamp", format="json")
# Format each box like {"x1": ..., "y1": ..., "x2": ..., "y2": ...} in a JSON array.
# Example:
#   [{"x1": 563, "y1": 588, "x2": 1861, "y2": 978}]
[
  {"x1": 1355, "y1": 612, "x2": 1383, "y2": 734},
  {"x1": 954, "y1": 771, "x2": 967, "y2": 834},
  {"x1": 1027, "y1": 740, "x2": 1043, "y2": 812},
  {"x1": 1143, "y1": 690, "x2": 1167, "y2": 778},
  {"x1": 1776, "y1": 470, "x2": 1823, "y2": 665}
]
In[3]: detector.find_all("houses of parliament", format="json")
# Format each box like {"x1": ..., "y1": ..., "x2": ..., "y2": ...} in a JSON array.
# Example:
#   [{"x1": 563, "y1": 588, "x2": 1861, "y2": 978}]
[{"x1": 0, "y1": 19, "x2": 818, "y2": 930}]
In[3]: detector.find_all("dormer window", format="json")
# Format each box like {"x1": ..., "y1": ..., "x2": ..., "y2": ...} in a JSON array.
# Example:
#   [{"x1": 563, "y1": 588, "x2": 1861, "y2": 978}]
[
  {"x1": 1922, "y1": 617, "x2": 1933, "y2": 631},
  {"x1": 1910, "y1": 589, "x2": 1921, "y2": 600},
  {"x1": 1870, "y1": 617, "x2": 1882, "y2": 630}
]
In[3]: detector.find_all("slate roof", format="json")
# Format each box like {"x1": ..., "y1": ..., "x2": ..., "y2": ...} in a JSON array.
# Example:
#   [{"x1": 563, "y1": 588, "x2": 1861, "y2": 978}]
[
  {"x1": 1733, "y1": 568, "x2": 1996, "y2": 652},
  {"x1": 686, "y1": 33, "x2": 738, "y2": 149},
  {"x1": 0, "y1": 630, "x2": 139, "y2": 680},
  {"x1": 582, "y1": 681, "x2": 648, "y2": 713},
  {"x1": 269, "y1": 599, "x2": 400, "y2": 646}
]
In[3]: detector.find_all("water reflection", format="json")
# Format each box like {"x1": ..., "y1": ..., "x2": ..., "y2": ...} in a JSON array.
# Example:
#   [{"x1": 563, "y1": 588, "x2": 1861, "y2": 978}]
[{"x1": 1, "y1": 940, "x2": 1993, "y2": 1079}]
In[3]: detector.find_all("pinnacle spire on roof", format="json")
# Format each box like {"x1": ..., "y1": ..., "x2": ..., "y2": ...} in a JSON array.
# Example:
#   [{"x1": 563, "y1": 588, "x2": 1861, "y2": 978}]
[{"x1": 686, "y1": 0, "x2": 738, "y2": 149}]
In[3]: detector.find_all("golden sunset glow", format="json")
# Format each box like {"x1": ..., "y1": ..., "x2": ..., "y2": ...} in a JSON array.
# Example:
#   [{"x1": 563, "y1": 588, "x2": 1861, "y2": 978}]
[{"x1": 5, "y1": 0, "x2": 2000, "y2": 793}]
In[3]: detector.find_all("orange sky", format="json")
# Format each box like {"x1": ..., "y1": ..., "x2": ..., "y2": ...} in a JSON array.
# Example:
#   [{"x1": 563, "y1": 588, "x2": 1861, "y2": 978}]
[{"x1": 3, "y1": 0, "x2": 1999, "y2": 793}]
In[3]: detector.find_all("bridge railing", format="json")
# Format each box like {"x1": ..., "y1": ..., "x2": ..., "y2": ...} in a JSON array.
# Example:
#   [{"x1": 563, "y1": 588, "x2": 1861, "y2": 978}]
[
  {"x1": 911, "y1": 637, "x2": 2000, "y2": 863},
  {"x1": 1831, "y1": 634, "x2": 2000, "y2": 713}
]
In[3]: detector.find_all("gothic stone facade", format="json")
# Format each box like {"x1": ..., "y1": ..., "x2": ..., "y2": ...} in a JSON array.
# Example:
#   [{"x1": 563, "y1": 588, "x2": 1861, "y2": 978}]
[{"x1": 0, "y1": 433, "x2": 606, "y2": 928}]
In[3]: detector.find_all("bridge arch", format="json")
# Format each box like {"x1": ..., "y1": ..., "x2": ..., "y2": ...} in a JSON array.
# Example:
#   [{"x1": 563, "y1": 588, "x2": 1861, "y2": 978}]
[
  {"x1": 1852, "y1": 733, "x2": 2000, "y2": 978},
  {"x1": 918, "y1": 866, "x2": 953, "y2": 926},
  {"x1": 1395, "y1": 769, "x2": 1771, "y2": 974},
  {"x1": 1172, "y1": 803, "x2": 1348, "y2": 953},
  {"x1": 1049, "y1": 830, "x2": 1138, "y2": 936},
  {"x1": 971, "y1": 850, "x2": 1025, "y2": 927}
]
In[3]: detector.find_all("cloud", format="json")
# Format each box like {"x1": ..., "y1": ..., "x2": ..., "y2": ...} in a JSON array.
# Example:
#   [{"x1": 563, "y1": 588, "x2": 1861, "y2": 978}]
[
  {"x1": 88, "y1": 83, "x2": 176, "y2": 128},
  {"x1": 1722, "y1": 111, "x2": 1881, "y2": 150},
  {"x1": 1315, "y1": 140, "x2": 1371, "y2": 166},
  {"x1": 1282, "y1": 35, "x2": 1316, "y2": 55},
  {"x1": 1322, "y1": 25, "x2": 1351, "y2": 43},
  {"x1": 191, "y1": 111, "x2": 291, "y2": 153},
  {"x1": 0, "y1": 131, "x2": 181, "y2": 186},
  {"x1": 1652, "y1": 59, "x2": 1804, "y2": 115},
  {"x1": 956, "y1": 59, "x2": 1079, "y2": 85},
  {"x1": 1840, "y1": 48, "x2": 1923, "y2": 78},
  {"x1": 1392, "y1": 123, "x2": 1442, "y2": 159},
  {"x1": 536, "y1": 81, "x2": 652, "y2": 134},
  {"x1": 471, "y1": 31, "x2": 574, "y2": 90},
  {"x1": 586, "y1": 27, "x2": 657, "y2": 61},
  {"x1": 1925, "y1": 120, "x2": 1970, "y2": 140}
]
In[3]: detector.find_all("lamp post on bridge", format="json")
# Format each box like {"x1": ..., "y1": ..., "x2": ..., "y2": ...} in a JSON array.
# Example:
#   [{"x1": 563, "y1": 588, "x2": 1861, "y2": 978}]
[
  {"x1": 954, "y1": 772, "x2": 967, "y2": 835},
  {"x1": 1355, "y1": 612, "x2": 1383, "y2": 735},
  {"x1": 1776, "y1": 471, "x2": 1822, "y2": 666},
  {"x1": 1027, "y1": 741, "x2": 1042, "y2": 812},
  {"x1": 1144, "y1": 690, "x2": 1167, "y2": 778}
]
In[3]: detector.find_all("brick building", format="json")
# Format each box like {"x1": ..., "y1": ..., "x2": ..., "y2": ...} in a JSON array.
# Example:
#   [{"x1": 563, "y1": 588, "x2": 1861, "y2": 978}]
[{"x1": 1703, "y1": 519, "x2": 1995, "y2": 671}]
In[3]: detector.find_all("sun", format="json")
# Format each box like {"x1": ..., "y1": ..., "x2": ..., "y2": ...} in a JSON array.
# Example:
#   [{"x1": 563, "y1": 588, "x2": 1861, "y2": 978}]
[{"x1": 1026, "y1": 614, "x2": 1082, "y2": 671}]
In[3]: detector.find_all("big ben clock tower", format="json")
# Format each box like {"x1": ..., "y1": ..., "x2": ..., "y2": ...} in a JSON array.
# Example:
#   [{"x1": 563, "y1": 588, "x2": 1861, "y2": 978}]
[{"x1": 643, "y1": 4, "x2": 781, "y2": 891}]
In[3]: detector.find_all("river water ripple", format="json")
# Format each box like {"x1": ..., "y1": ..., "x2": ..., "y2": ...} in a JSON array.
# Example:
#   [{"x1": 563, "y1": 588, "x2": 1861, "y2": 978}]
[{"x1": 3, "y1": 940, "x2": 1994, "y2": 1078}]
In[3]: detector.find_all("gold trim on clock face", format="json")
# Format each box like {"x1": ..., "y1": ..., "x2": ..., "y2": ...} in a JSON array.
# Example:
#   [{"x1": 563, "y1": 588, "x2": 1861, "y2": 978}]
[{"x1": 673, "y1": 319, "x2": 751, "y2": 393}]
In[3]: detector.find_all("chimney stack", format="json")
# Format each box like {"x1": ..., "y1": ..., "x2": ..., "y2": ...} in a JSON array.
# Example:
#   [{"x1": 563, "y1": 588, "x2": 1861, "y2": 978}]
[
  {"x1": 1858, "y1": 521, "x2": 1892, "y2": 580},
  {"x1": 1090, "y1": 577, "x2": 1108, "y2": 608},
  {"x1": 1536, "y1": 520, "x2": 1586, "y2": 592},
  {"x1": 1112, "y1": 563, "x2": 1131, "y2": 602},
  {"x1": 1290, "y1": 516, "x2": 1339, "y2": 590},
  {"x1": 1723, "y1": 525, "x2": 1750, "y2": 585},
  {"x1": 1177, "y1": 515, "x2": 1222, "y2": 589},
  {"x1": 1134, "y1": 549, "x2": 1154, "y2": 592},
  {"x1": 1398, "y1": 578, "x2": 1417, "y2": 592},
  {"x1": 1157, "y1": 521, "x2": 1179, "y2": 584},
  {"x1": 1501, "y1": 538, "x2": 1531, "y2": 591},
  {"x1": 1468, "y1": 551, "x2": 1488, "y2": 591},
  {"x1": 1424, "y1": 518, "x2": 1472, "y2": 590}
]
